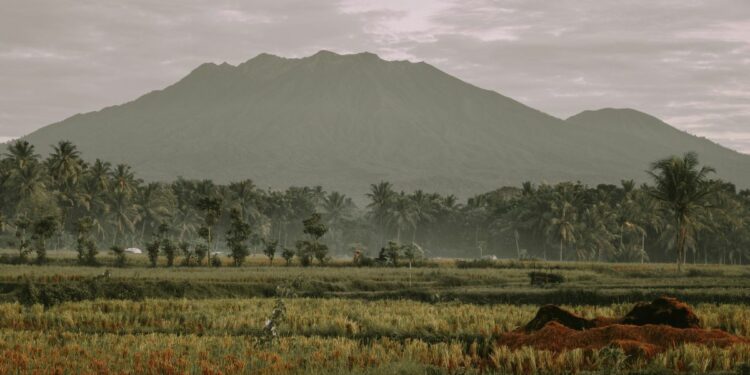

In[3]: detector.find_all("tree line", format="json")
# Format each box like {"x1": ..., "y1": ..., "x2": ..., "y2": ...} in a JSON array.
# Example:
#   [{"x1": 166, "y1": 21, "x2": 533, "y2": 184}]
[{"x1": 1, "y1": 140, "x2": 748, "y2": 268}]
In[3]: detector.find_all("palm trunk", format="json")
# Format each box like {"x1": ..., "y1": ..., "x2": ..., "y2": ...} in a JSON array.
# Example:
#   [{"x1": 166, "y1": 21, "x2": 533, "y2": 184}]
[
  {"x1": 641, "y1": 233, "x2": 646, "y2": 263},
  {"x1": 141, "y1": 220, "x2": 148, "y2": 244},
  {"x1": 559, "y1": 239, "x2": 563, "y2": 262},
  {"x1": 676, "y1": 223, "x2": 686, "y2": 272}
]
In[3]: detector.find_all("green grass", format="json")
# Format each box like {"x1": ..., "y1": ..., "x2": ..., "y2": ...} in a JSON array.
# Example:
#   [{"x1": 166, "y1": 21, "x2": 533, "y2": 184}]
[{"x1": 1, "y1": 254, "x2": 749, "y2": 306}]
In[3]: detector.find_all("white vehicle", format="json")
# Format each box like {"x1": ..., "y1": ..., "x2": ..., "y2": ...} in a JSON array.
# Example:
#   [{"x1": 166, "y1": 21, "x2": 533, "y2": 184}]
[{"x1": 124, "y1": 248, "x2": 143, "y2": 254}]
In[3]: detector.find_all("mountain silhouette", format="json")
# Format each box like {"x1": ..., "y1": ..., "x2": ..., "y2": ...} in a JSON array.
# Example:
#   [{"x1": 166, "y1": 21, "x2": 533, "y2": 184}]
[{"x1": 21, "y1": 51, "x2": 750, "y2": 197}]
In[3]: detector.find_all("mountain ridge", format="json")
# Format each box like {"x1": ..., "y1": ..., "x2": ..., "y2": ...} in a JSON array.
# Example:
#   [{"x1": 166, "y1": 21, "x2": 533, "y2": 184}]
[{"x1": 19, "y1": 51, "x2": 750, "y2": 198}]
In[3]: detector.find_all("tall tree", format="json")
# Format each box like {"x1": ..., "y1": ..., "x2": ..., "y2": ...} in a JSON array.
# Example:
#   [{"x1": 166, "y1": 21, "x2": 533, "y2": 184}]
[
  {"x1": 322, "y1": 191, "x2": 354, "y2": 253},
  {"x1": 388, "y1": 192, "x2": 417, "y2": 244},
  {"x1": 367, "y1": 181, "x2": 395, "y2": 247},
  {"x1": 648, "y1": 152, "x2": 716, "y2": 271}
]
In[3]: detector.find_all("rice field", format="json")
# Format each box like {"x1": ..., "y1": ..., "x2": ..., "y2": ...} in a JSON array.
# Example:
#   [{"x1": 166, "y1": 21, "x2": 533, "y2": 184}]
[{"x1": 1, "y1": 260, "x2": 749, "y2": 373}]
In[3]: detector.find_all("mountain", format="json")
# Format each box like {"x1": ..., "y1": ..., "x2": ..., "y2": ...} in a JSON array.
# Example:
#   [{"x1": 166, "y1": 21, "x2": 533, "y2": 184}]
[
  {"x1": 20, "y1": 51, "x2": 750, "y2": 198},
  {"x1": 565, "y1": 108, "x2": 750, "y2": 187}
]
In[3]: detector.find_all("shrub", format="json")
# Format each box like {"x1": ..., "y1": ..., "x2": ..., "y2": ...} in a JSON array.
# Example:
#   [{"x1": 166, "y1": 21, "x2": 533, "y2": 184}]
[
  {"x1": 225, "y1": 209, "x2": 251, "y2": 267},
  {"x1": 194, "y1": 244, "x2": 208, "y2": 266},
  {"x1": 281, "y1": 247, "x2": 295, "y2": 266},
  {"x1": 146, "y1": 240, "x2": 160, "y2": 267},
  {"x1": 529, "y1": 271, "x2": 565, "y2": 286},
  {"x1": 32, "y1": 216, "x2": 58, "y2": 265},
  {"x1": 162, "y1": 239, "x2": 176, "y2": 267},
  {"x1": 263, "y1": 240, "x2": 278, "y2": 265},
  {"x1": 111, "y1": 246, "x2": 126, "y2": 267},
  {"x1": 179, "y1": 242, "x2": 194, "y2": 266}
]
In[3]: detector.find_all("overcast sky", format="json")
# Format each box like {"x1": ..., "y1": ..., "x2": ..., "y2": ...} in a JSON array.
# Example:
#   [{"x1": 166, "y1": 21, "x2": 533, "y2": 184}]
[{"x1": 1, "y1": 0, "x2": 749, "y2": 153}]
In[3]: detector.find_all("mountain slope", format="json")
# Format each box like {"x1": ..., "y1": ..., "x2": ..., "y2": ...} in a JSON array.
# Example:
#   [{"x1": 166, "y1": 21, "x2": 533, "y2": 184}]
[
  {"x1": 21, "y1": 51, "x2": 750, "y2": 197},
  {"x1": 566, "y1": 108, "x2": 750, "y2": 187}
]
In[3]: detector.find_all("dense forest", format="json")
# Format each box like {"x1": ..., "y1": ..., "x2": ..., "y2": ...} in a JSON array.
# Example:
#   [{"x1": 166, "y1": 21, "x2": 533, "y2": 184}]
[{"x1": 1, "y1": 140, "x2": 748, "y2": 266}]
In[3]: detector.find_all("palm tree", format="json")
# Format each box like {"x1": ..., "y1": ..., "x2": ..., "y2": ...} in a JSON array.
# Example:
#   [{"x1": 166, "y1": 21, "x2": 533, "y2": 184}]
[
  {"x1": 107, "y1": 190, "x2": 140, "y2": 245},
  {"x1": 47, "y1": 141, "x2": 83, "y2": 186},
  {"x1": 170, "y1": 179, "x2": 200, "y2": 242},
  {"x1": 547, "y1": 183, "x2": 581, "y2": 261},
  {"x1": 111, "y1": 164, "x2": 139, "y2": 196},
  {"x1": 464, "y1": 194, "x2": 490, "y2": 255},
  {"x1": 322, "y1": 191, "x2": 354, "y2": 253},
  {"x1": 367, "y1": 181, "x2": 396, "y2": 246},
  {"x1": 409, "y1": 190, "x2": 435, "y2": 243},
  {"x1": 10, "y1": 161, "x2": 47, "y2": 201},
  {"x1": 136, "y1": 182, "x2": 174, "y2": 243},
  {"x1": 619, "y1": 186, "x2": 662, "y2": 263},
  {"x1": 5, "y1": 140, "x2": 38, "y2": 171},
  {"x1": 227, "y1": 180, "x2": 260, "y2": 221},
  {"x1": 579, "y1": 202, "x2": 617, "y2": 261},
  {"x1": 648, "y1": 152, "x2": 716, "y2": 271},
  {"x1": 387, "y1": 192, "x2": 416, "y2": 243},
  {"x1": 87, "y1": 159, "x2": 112, "y2": 193},
  {"x1": 47, "y1": 141, "x2": 86, "y2": 244}
]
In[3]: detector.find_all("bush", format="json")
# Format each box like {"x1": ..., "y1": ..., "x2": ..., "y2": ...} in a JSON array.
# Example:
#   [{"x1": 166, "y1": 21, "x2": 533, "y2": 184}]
[
  {"x1": 111, "y1": 246, "x2": 126, "y2": 267},
  {"x1": 281, "y1": 248, "x2": 295, "y2": 266},
  {"x1": 263, "y1": 240, "x2": 278, "y2": 265},
  {"x1": 195, "y1": 244, "x2": 208, "y2": 265},
  {"x1": 210, "y1": 254, "x2": 222, "y2": 267},
  {"x1": 162, "y1": 239, "x2": 176, "y2": 267},
  {"x1": 146, "y1": 240, "x2": 160, "y2": 267},
  {"x1": 529, "y1": 271, "x2": 565, "y2": 286},
  {"x1": 180, "y1": 242, "x2": 194, "y2": 266}
]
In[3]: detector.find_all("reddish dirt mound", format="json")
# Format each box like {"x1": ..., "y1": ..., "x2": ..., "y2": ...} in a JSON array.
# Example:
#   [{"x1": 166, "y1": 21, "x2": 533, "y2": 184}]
[
  {"x1": 499, "y1": 322, "x2": 747, "y2": 357},
  {"x1": 503, "y1": 297, "x2": 747, "y2": 357},
  {"x1": 621, "y1": 296, "x2": 700, "y2": 328},
  {"x1": 524, "y1": 297, "x2": 700, "y2": 332},
  {"x1": 523, "y1": 305, "x2": 615, "y2": 332}
]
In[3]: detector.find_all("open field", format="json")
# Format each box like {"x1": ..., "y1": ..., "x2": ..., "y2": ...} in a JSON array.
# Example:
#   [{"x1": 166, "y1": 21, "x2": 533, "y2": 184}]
[
  {"x1": 1, "y1": 259, "x2": 749, "y2": 374},
  {"x1": 1, "y1": 298, "x2": 750, "y2": 374},
  {"x1": 2, "y1": 252, "x2": 750, "y2": 306}
]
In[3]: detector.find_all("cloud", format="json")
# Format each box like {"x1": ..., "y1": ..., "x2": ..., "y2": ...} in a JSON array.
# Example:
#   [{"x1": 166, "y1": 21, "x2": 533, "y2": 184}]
[{"x1": 0, "y1": 0, "x2": 748, "y2": 154}]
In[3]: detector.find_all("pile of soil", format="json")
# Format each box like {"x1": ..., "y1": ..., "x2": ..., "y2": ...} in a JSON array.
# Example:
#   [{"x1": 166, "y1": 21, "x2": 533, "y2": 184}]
[
  {"x1": 502, "y1": 297, "x2": 748, "y2": 357},
  {"x1": 523, "y1": 297, "x2": 700, "y2": 332},
  {"x1": 621, "y1": 297, "x2": 700, "y2": 328},
  {"x1": 523, "y1": 305, "x2": 615, "y2": 332}
]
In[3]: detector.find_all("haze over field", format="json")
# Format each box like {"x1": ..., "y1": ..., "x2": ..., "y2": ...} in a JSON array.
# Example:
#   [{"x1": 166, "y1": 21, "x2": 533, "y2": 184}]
[{"x1": 20, "y1": 50, "x2": 750, "y2": 198}]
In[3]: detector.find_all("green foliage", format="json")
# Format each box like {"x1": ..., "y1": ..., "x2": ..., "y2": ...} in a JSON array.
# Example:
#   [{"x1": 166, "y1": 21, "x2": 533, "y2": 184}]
[
  {"x1": 296, "y1": 213, "x2": 329, "y2": 265},
  {"x1": 110, "y1": 246, "x2": 126, "y2": 267},
  {"x1": 225, "y1": 209, "x2": 251, "y2": 267},
  {"x1": 162, "y1": 239, "x2": 176, "y2": 267},
  {"x1": 402, "y1": 243, "x2": 424, "y2": 265},
  {"x1": 281, "y1": 247, "x2": 295, "y2": 266},
  {"x1": 194, "y1": 244, "x2": 208, "y2": 266},
  {"x1": 528, "y1": 271, "x2": 565, "y2": 286},
  {"x1": 179, "y1": 241, "x2": 194, "y2": 266},
  {"x1": 210, "y1": 254, "x2": 222, "y2": 267},
  {"x1": 13, "y1": 217, "x2": 32, "y2": 263},
  {"x1": 263, "y1": 239, "x2": 278, "y2": 265},
  {"x1": 146, "y1": 240, "x2": 160, "y2": 267},
  {"x1": 379, "y1": 241, "x2": 401, "y2": 266},
  {"x1": 648, "y1": 152, "x2": 717, "y2": 271},
  {"x1": 75, "y1": 217, "x2": 97, "y2": 266},
  {"x1": 32, "y1": 216, "x2": 58, "y2": 265},
  {"x1": 0, "y1": 138, "x2": 748, "y2": 267}
]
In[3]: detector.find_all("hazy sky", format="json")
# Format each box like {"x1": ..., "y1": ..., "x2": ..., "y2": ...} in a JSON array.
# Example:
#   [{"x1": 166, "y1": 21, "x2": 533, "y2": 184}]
[{"x1": 1, "y1": 0, "x2": 749, "y2": 153}]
